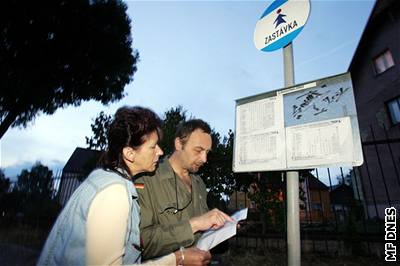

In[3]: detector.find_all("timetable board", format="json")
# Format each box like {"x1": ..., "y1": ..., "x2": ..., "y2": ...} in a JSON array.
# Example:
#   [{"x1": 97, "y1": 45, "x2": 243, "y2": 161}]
[{"x1": 233, "y1": 72, "x2": 363, "y2": 172}]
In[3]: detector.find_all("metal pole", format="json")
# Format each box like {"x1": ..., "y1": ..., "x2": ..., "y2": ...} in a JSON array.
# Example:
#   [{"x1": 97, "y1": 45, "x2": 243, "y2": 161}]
[
  {"x1": 283, "y1": 42, "x2": 300, "y2": 266},
  {"x1": 284, "y1": 43, "x2": 295, "y2": 87}
]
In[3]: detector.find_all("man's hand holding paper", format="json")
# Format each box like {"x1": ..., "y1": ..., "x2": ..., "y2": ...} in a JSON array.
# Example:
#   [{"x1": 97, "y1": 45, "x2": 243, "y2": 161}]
[
  {"x1": 196, "y1": 208, "x2": 248, "y2": 251},
  {"x1": 190, "y1": 208, "x2": 234, "y2": 233}
]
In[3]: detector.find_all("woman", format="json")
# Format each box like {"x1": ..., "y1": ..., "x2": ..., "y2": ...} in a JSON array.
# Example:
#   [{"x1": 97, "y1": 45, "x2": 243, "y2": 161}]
[{"x1": 37, "y1": 106, "x2": 211, "y2": 265}]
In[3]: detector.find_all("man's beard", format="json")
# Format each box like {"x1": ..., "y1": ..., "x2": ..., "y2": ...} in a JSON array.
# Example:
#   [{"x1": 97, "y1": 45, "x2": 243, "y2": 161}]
[{"x1": 188, "y1": 163, "x2": 202, "y2": 173}]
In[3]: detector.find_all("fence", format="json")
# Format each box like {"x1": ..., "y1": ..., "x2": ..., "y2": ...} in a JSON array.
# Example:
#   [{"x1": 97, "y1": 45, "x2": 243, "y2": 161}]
[
  {"x1": 6, "y1": 171, "x2": 85, "y2": 207},
  {"x1": 1, "y1": 124, "x2": 398, "y2": 263},
  {"x1": 228, "y1": 124, "x2": 400, "y2": 258}
]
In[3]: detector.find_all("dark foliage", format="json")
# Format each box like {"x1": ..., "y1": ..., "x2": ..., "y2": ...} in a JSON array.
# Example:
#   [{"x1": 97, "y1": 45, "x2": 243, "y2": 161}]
[
  {"x1": 86, "y1": 111, "x2": 112, "y2": 151},
  {"x1": 0, "y1": 169, "x2": 10, "y2": 195},
  {"x1": 85, "y1": 106, "x2": 188, "y2": 154},
  {"x1": 199, "y1": 130, "x2": 253, "y2": 209},
  {"x1": 1, "y1": 163, "x2": 60, "y2": 228},
  {"x1": 0, "y1": 0, "x2": 138, "y2": 139},
  {"x1": 0, "y1": 169, "x2": 11, "y2": 217},
  {"x1": 159, "y1": 106, "x2": 187, "y2": 156},
  {"x1": 247, "y1": 171, "x2": 308, "y2": 232}
]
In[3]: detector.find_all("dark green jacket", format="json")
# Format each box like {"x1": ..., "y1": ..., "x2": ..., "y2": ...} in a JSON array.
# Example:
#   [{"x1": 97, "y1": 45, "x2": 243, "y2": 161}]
[{"x1": 135, "y1": 159, "x2": 209, "y2": 259}]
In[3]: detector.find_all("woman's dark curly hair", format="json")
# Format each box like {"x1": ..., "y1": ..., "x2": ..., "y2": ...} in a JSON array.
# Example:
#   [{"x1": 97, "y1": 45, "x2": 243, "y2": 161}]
[{"x1": 100, "y1": 106, "x2": 162, "y2": 174}]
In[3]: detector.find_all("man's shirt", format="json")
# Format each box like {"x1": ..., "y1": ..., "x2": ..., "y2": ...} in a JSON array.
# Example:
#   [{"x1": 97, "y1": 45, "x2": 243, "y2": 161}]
[{"x1": 135, "y1": 158, "x2": 209, "y2": 259}]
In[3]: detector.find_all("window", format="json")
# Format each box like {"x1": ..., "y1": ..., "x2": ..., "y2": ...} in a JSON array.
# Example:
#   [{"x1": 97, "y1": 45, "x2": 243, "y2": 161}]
[
  {"x1": 387, "y1": 96, "x2": 400, "y2": 125},
  {"x1": 373, "y1": 49, "x2": 395, "y2": 74},
  {"x1": 311, "y1": 203, "x2": 323, "y2": 211}
]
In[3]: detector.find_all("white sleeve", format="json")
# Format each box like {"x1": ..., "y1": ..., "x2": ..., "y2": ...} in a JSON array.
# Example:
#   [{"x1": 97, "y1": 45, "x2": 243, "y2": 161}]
[
  {"x1": 86, "y1": 183, "x2": 129, "y2": 265},
  {"x1": 86, "y1": 183, "x2": 177, "y2": 266}
]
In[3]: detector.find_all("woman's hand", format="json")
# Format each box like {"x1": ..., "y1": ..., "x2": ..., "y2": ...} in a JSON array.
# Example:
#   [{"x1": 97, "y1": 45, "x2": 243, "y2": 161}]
[{"x1": 174, "y1": 247, "x2": 211, "y2": 266}]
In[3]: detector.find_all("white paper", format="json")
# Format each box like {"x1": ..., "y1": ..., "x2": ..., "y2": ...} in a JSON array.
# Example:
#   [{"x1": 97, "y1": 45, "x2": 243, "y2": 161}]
[
  {"x1": 196, "y1": 208, "x2": 248, "y2": 251},
  {"x1": 231, "y1": 208, "x2": 248, "y2": 222},
  {"x1": 286, "y1": 117, "x2": 354, "y2": 168},
  {"x1": 233, "y1": 96, "x2": 286, "y2": 172}
]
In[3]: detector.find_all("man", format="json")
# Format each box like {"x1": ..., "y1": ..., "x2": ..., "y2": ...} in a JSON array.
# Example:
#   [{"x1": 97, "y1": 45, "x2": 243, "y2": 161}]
[{"x1": 136, "y1": 119, "x2": 232, "y2": 260}]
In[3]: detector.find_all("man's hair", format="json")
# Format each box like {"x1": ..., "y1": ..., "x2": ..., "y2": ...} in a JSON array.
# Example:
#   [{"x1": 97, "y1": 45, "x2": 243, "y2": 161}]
[{"x1": 175, "y1": 119, "x2": 211, "y2": 146}]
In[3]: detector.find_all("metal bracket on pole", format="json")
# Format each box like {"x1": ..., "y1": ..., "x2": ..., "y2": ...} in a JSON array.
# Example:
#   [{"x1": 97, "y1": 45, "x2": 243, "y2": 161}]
[{"x1": 283, "y1": 43, "x2": 301, "y2": 266}]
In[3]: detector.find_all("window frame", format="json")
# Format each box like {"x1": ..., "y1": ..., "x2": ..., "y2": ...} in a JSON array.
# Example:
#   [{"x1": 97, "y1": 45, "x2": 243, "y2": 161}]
[
  {"x1": 372, "y1": 49, "x2": 395, "y2": 75},
  {"x1": 385, "y1": 95, "x2": 400, "y2": 126}
]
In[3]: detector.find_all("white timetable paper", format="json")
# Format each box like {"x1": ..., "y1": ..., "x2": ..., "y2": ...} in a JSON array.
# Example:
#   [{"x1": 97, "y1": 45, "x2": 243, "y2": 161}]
[
  {"x1": 234, "y1": 96, "x2": 286, "y2": 171},
  {"x1": 286, "y1": 117, "x2": 354, "y2": 168}
]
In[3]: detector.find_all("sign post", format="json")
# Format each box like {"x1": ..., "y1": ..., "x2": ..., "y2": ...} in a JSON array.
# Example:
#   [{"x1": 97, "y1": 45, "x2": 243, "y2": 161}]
[
  {"x1": 283, "y1": 43, "x2": 300, "y2": 266},
  {"x1": 252, "y1": 1, "x2": 310, "y2": 265}
]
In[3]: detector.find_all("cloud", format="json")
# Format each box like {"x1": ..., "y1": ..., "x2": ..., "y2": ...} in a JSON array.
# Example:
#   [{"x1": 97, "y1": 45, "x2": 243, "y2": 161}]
[
  {"x1": 297, "y1": 38, "x2": 358, "y2": 67},
  {"x1": 3, "y1": 160, "x2": 65, "y2": 182}
]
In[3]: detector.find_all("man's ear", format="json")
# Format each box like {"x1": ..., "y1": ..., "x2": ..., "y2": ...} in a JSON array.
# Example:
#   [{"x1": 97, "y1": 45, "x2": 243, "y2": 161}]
[
  {"x1": 122, "y1": 147, "x2": 135, "y2": 162},
  {"x1": 175, "y1": 137, "x2": 183, "y2": 151}
]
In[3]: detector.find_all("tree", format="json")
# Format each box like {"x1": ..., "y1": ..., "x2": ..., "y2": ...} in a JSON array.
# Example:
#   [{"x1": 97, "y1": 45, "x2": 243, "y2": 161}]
[
  {"x1": 336, "y1": 169, "x2": 353, "y2": 186},
  {"x1": 0, "y1": 168, "x2": 10, "y2": 195},
  {"x1": 248, "y1": 170, "x2": 308, "y2": 233},
  {"x1": 0, "y1": 169, "x2": 11, "y2": 217},
  {"x1": 12, "y1": 162, "x2": 60, "y2": 227},
  {"x1": 0, "y1": 0, "x2": 139, "y2": 139},
  {"x1": 159, "y1": 106, "x2": 187, "y2": 155},
  {"x1": 199, "y1": 130, "x2": 253, "y2": 209},
  {"x1": 14, "y1": 162, "x2": 54, "y2": 197},
  {"x1": 248, "y1": 172, "x2": 285, "y2": 233},
  {"x1": 86, "y1": 111, "x2": 112, "y2": 150},
  {"x1": 86, "y1": 106, "x2": 188, "y2": 153}
]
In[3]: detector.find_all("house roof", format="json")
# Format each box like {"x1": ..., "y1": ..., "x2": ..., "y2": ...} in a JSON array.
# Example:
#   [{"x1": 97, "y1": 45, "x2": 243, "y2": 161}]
[
  {"x1": 304, "y1": 172, "x2": 329, "y2": 190},
  {"x1": 306, "y1": 177, "x2": 328, "y2": 190},
  {"x1": 63, "y1": 147, "x2": 103, "y2": 174},
  {"x1": 348, "y1": 0, "x2": 398, "y2": 71}
]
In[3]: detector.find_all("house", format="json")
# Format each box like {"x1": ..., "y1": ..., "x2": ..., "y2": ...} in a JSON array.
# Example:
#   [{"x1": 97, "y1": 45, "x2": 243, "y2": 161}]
[
  {"x1": 300, "y1": 172, "x2": 332, "y2": 223},
  {"x1": 330, "y1": 183, "x2": 355, "y2": 222},
  {"x1": 58, "y1": 147, "x2": 102, "y2": 206},
  {"x1": 228, "y1": 190, "x2": 256, "y2": 211},
  {"x1": 228, "y1": 171, "x2": 332, "y2": 223},
  {"x1": 348, "y1": 0, "x2": 400, "y2": 218}
]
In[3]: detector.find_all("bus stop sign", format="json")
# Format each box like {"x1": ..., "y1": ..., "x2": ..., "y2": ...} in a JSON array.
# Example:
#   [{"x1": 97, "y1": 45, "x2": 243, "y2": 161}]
[{"x1": 254, "y1": 0, "x2": 311, "y2": 52}]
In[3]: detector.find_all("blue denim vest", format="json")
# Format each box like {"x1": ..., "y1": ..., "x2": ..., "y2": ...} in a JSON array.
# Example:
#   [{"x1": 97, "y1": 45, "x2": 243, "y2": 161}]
[{"x1": 37, "y1": 168, "x2": 141, "y2": 265}]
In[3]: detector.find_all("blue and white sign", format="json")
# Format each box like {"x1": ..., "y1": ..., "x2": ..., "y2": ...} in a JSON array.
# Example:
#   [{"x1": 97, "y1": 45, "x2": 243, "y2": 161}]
[{"x1": 254, "y1": 0, "x2": 310, "y2": 52}]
